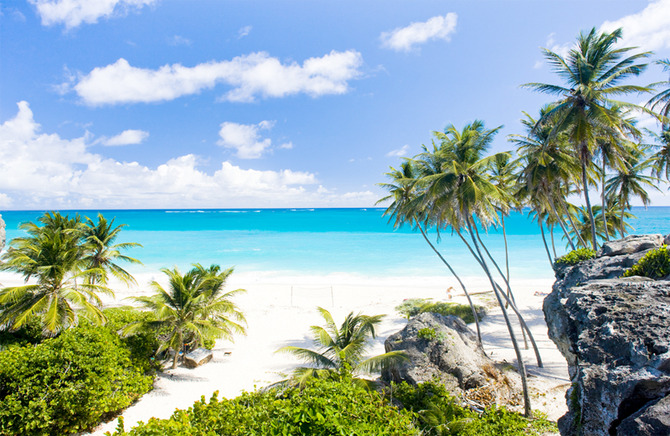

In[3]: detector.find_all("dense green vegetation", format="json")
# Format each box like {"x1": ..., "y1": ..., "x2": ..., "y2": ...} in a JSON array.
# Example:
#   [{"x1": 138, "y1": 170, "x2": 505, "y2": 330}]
[
  {"x1": 0, "y1": 309, "x2": 157, "y2": 436},
  {"x1": 276, "y1": 307, "x2": 407, "y2": 388},
  {"x1": 623, "y1": 245, "x2": 670, "y2": 279},
  {"x1": 107, "y1": 378, "x2": 556, "y2": 436},
  {"x1": 395, "y1": 298, "x2": 485, "y2": 324},
  {"x1": 554, "y1": 248, "x2": 597, "y2": 268}
]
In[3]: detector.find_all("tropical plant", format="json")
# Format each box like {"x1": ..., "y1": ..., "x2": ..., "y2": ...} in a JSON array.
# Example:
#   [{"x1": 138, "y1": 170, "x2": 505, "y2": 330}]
[
  {"x1": 554, "y1": 248, "x2": 596, "y2": 268},
  {"x1": 648, "y1": 59, "x2": 670, "y2": 127},
  {"x1": 0, "y1": 213, "x2": 112, "y2": 334},
  {"x1": 81, "y1": 214, "x2": 142, "y2": 286},
  {"x1": 276, "y1": 307, "x2": 407, "y2": 388},
  {"x1": 394, "y1": 298, "x2": 485, "y2": 324},
  {"x1": 523, "y1": 27, "x2": 651, "y2": 250},
  {"x1": 123, "y1": 265, "x2": 246, "y2": 369},
  {"x1": 623, "y1": 245, "x2": 670, "y2": 279},
  {"x1": 648, "y1": 128, "x2": 670, "y2": 183}
]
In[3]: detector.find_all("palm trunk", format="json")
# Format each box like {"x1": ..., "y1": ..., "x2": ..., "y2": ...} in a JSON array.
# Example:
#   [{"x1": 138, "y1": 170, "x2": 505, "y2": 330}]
[
  {"x1": 582, "y1": 159, "x2": 598, "y2": 250},
  {"x1": 548, "y1": 196, "x2": 576, "y2": 250},
  {"x1": 601, "y1": 159, "x2": 610, "y2": 241},
  {"x1": 501, "y1": 213, "x2": 512, "y2": 307},
  {"x1": 465, "y1": 217, "x2": 531, "y2": 417},
  {"x1": 560, "y1": 199, "x2": 588, "y2": 249},
  {"x1": 540, "y1": 221, "x2": 553, "y2": 266},
  {"x1": 550, "y1": 223, "x2": 558, "y2": 258},
  {"x1": 620, "y1": 199, "x2": 626, "y2": 237},
  {"x1": 416, "y1": 222, "x2": 482, "y2": 344}
]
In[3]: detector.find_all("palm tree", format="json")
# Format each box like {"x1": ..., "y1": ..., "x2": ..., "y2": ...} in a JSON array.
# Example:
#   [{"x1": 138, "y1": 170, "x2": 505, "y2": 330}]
[
  {"x1": 605, "y1": 149, "x2": 660, "y2": 237},
  {"x1": 648, "y1": 129, "x2": 670, "y2": 183},
  {"x1": 648, "y1": 59, "x2": 670, "y2": 127},
  {"x1": 82, "y1": 214, "x2": 142, "y2": 286},
  {"x1": 277, "y1": 307, "x2": 406, "y2": 388},
  {"x1": 524, "y1": 27, "x2": 651, "y2": 250},
  {"x1": 124, "y1": 265, "x2": 246, "y2": 368},
  {"x1": 0, "y1": 216, "x2": 111, "y2": 334}
]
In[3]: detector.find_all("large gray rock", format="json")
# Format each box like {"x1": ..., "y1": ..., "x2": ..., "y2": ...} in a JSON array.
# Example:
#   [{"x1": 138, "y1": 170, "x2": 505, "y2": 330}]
[
  {"x1": 544, "y1": 236, "x2": 670, "y2": 436},
  {"x1": 598, "y1": 234, "x2": 664, "y2": 257},
  {"x1": 382, "y1": 312, "x2": 520, "y2": 407},
  {"x1": 183, "y1": 347, "x2": 213, "y2": 368},
  {"x1": 0, "y1": 214, "x2": 5, "y2": 255}
]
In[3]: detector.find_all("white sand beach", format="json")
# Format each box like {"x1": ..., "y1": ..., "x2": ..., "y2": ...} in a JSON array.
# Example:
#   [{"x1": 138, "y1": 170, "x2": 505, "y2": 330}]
[{"x1": 0, "y1": 271, "x2": 570, "y2": 433}]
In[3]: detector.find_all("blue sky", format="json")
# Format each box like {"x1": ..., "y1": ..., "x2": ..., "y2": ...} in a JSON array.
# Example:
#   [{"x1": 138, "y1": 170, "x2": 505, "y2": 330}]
[{"x1": 1, "y1": 0, "x2": 669, "y2": 209}]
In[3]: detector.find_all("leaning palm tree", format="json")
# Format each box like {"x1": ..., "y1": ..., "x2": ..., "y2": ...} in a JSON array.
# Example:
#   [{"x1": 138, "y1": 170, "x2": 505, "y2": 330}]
[
  {"x1": 0, "y1": 220, "x2": 110, "y2": 334},
  {"x1": 648, "y1": 129, "x2": 670, "y2": 183},
  {"x1": 648, "y1": 59, "x2": 670, "y2": 127},
  {"x1": 124, "y1": 265, "x2": 246, "y2": 369},
  {"x1": 523, "y1": 27, "x2": 651, "y2": 250},
  {"x1": 82, "y1": 214, "x2": 142, "y2": 286},
  {"x1": 277, "y1": 307, "x2": 407, "y2": 388}
]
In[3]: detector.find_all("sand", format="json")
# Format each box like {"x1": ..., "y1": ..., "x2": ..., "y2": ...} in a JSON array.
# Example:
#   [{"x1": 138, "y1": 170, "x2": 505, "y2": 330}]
[{"x1": 0, "y1": 271, "x2": 570, "y2": 433}]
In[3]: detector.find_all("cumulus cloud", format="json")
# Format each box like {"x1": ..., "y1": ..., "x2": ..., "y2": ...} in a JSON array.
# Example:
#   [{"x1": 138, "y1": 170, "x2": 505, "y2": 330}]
[
  {"x1": 601, "y1": 0, "x2": 670, "y2": 51},
  {"x1": 71, "y1": 50, "x2": 364, "y2": 105},
  {"x1": 29, "y1": 0, "x2": 158, "y2": 29},
  {"x1": 0, "y1": 102, "x2": 376, "y2": 208},
  {"x1": 380, "y1": 13, "x2": 457, "y2": 52},
  {"x1": 99, "y1": 129, "x2": 149, "y2": 146},
  {"x1": 386, "y1": 144, "x2": 410, "y2": 157},
  {"x1": 217, "y1": 121, "x2": 275, "y2": 159},
  {"x1": 238, "y1": 25, "x2": 252, "y2": 38}
]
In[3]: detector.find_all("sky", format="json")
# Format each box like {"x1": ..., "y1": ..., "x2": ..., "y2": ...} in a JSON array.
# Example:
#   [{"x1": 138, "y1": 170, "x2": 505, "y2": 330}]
[{"x1": 1, "y1": 0, "x2": 670, "y2": 210}]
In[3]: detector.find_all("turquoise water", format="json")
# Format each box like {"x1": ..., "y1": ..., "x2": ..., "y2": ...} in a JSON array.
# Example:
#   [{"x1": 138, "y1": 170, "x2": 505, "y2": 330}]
[{"x1": 1, "y1": 208, "x2": 668, "y2": 280}]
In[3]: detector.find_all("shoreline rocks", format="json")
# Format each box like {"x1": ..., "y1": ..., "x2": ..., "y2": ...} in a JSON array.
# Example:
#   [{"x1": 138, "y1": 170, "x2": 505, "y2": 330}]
[{"x1": 544, "y1": 235, "x2": 670, "y2": 436}]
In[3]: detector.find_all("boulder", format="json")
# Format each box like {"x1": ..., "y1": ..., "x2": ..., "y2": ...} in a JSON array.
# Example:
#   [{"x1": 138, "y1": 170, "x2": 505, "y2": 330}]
[
  {"x1": 382, "y1": 312, "x2": 520, "y2": 407},
  {"x1": 0, "y1": 214, "x2": 5, "y2": 255},
  {"x1": 664, "y1": 233, "x2": 670, "y2": 246},
  {"x1": 544, "y1": 235, "x2": 670, "y2": 436},
  {"x1": 183, "y1": 348, "x2": 213, "y2": 368},
  {"x1": 597, "y1": 234, "x2": 664, "y2": 257}
]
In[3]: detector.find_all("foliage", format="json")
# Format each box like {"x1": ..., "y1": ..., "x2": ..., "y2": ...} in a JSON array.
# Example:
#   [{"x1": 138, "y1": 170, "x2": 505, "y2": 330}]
[
  {"x1": 388, "y1": 381, "x2": 557, "y2": 436},
  {"x1": 123, "y1": 264, "x2": 246, "y2": 369},
  {"x1": 0, "y1": 322, "x2": 154, "y2": 436},
  {"x1": 276, "y1": 307, "x2": 407, "y2": 388},
  {"x1": 554, "y1": 248, "x2": 597, "y2": 267},
  {"x1": 395, "y1": 298, "x2": 485, "y2": 324},
  {"x1": 417, "y1": 327, "x2": 438, "y2": 341},
  {"x1": 102, "y1": 307, "x2": 163, "y2": 373},
  {"x1": 108, "y1": 378, "x2": 417, "y2": 436},
  {"x1": 623, "y1": 245, "x2": 670, "y2": 279}
]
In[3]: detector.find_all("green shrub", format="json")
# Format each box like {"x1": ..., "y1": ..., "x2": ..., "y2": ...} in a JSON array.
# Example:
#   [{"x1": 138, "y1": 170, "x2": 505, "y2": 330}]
[
  {"x1": 396, "y1": 299, "x2": 485, "y2": 324},
  {"x1": 0, "y1": 323, "x2": 154, "y2": 436},
  {"x1": 623, "y1": 245, "x2": 670, "y2": 279},
  {"x1": 108, "y1": 378, "x2": 418, "y2": 436},
  {"x1": 554, "y1": 248, "x2": 596, "y2": 267},
  {"x1": 102, "y1": 307, "x2": 163, "y2": 373},
  {"x1": 417, "y1": 327, "x2": 437, "y2": 341}
]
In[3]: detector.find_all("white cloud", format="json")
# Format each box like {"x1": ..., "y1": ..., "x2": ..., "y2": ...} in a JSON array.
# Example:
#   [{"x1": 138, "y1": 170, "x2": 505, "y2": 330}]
[
  {"x1": 167, "y1": 35, "x2": 191, "y2": 46},
  {"x1": 0, "y1": 101, "x2": 376, "y2": 208},
  {"x1": 100, "y1": 129, "x2": 149, "y2": 146},
  {"x1": 238, "y1": 25, "x2": 252, "y2": 38},
  {"x1": 72, "y1": 50, "x2": 364, "y2": 105},
  {"x1": 380, "y1": 13, "x2": 457, "y2": 52},
  {"x1": 29, "y1": 0, "x2": 158, "y2": 29},
  {"x1": 386, "y1": 144, "x2": 410, "y2": 157},
  {"x1": 217, "y1": 121, "x2": 275, "y2": 159},
  {"x1": 601, "y1": 0, "x2": 670, "y2": 51}
]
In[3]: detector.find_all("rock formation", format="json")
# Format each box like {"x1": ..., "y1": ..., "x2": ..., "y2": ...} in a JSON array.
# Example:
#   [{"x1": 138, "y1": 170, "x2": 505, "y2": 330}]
[
  {"x1": 545, "y1": 235, "x2": 670, "y2": 436},
  {"x1": 382, "y1": 312, "x2": 520, "y2": 407},
  {"x1": 183, "y1": 348, "x2": 214, "y2": 368}
]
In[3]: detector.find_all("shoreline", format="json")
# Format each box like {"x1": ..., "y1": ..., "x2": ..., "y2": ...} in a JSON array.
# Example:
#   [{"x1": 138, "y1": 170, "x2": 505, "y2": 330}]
[{"x1": 0, "y1": 270, "x2": 569, "y2": 433}]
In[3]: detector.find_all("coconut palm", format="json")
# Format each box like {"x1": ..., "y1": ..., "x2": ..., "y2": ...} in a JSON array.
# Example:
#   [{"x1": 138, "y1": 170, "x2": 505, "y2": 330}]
[
  {"x1": 124, "y1": 265, "x2": 246, "y2": 368},
  {"x1": 648, "y1": 59, "x2": 670, "y2": 127},
  {"x1": 82, "y1": 214, "x2": 142, "y2": 286},
  {"x1": 648, "y1": 129, "x2": 670, "y2": 183},
  {"x1": 0, "y1": 216, "x2": 110, "y2": 334},
  {"x1": 277, "y1": 307, "x2": 407, "y2": 388},
  {"x1": 523, "y1": 27, "x2": 651, "y2": 250}
]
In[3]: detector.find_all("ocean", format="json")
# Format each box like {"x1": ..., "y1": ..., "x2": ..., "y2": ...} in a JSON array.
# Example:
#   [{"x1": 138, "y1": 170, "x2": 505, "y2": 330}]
[{"x1": 1, "y1": 207, "x2": 668, "y2": 281}]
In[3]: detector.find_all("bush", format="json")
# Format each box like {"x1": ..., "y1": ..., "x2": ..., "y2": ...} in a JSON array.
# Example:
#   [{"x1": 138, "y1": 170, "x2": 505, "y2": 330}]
[
  {"x1": 417, "y1": 327, "x2": 437, "y2": 341},
  {"x1": 0, "y1": 322, "x2": 154, "y2": 436},
  {"x1": 102, "y1": 307, "x2": 163, "y2": 373},
  {"x1": 554, "y1": 248, "x2": 596, "y2": 267},
  {"x1": 396, "y1": 299, "x2": 485, "y2": 324},
  {"x1": 108, "y1": 378, "x2": 418, "y2": 435},
  {"x1": 623, "y1": 245, "x2": 670, "y2": 279}
]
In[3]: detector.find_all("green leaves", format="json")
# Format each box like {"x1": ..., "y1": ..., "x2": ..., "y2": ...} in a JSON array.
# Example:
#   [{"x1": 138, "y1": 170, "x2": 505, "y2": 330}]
[
  {"x1": 554, "y1": 248, "x2": 597, "y2": 267},
  {"x1": 623, "y1": 245, "x2": 670, "y2": 279}
]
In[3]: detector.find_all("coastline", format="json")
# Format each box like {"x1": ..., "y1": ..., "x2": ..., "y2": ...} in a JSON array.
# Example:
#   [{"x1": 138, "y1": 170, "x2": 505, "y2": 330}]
[{"x1": 0, "y1": 270, "x2": 569, "y2": 434}]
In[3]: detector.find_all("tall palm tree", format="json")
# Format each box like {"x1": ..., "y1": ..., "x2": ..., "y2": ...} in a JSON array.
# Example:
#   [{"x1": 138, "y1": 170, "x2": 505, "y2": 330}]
[
  {"x1": 524, "y1": 27, "x2": 651, "y2": 250},
  {"x1": 648, "y1": 59, "x2": 670, "y2": 127},
  {"x1": 605, "y1": 149, "x2": 659, "y2": 237},
  {"x1": 82, "y1": 214, "x2": 142, "y2": 286},
  {"x1": 124, "y1": 265, "x2": 246, "y2": 368},
  {"x1": 648, "y1": 129, "x2": 670, "y2": 183},
  {"x1": 277, "y1": 307, "x2": 406, "y2": 388},
  {"x1": 0, "y1": 216, "x2": 110, "y2": 334}
]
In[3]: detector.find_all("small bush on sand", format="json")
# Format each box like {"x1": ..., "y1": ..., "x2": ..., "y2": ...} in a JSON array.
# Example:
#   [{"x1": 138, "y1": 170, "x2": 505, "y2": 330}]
[{"x1": 396, "y1": 299, "x2": 485, "y2": 324}]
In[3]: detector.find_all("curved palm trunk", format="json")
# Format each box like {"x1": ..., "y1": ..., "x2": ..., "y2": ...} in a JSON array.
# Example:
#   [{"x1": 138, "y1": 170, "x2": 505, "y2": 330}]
[
  {"x1": 601, "y1": 159, "x2": 610, "y2": 241},
  {"x1": 540, "y1": 222, "x2": 554, "y2": 266},
  {"x1": 465, "y1": 218, "x2": 531, "y2": 417},
  {"x1": 548, "y1": 196, "x2": 577, "y2": 251},
  {"x1": 581, "y1": 159, "x2": 598, "y2": 250},
  {"x1": 501, "y1": 213, "x2": 512, "y2": 306},
  {"x1": 559, "y1": 199, "x2": 588, "y2": 249},
  {"x1": 416, "y1": 222, "x2": 482, "y2": 344},
  {"x1": 549, "y1": 223, "x2": 558, "y2": 258}
]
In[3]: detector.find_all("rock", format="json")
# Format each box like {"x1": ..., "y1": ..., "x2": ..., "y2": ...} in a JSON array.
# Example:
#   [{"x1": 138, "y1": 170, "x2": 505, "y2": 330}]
[
  {"x1": 382, "y1": 312, "x2": 520, "y2": 407},
  {"x1": 0, "y1": 214, "x2": 5, "y2": 255},
  {"x1": 664, "y1": 234, "x2": 670, "y2": 246},
  {"x1": 544, "y1": 235, "x2": 670, "y2": 436},
  {"x1": 598, "y1": 234, "x2": 664, "y2": 257},
  {"x1": 183, "y1": 348, "x2": 213, "y2": 368}
]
